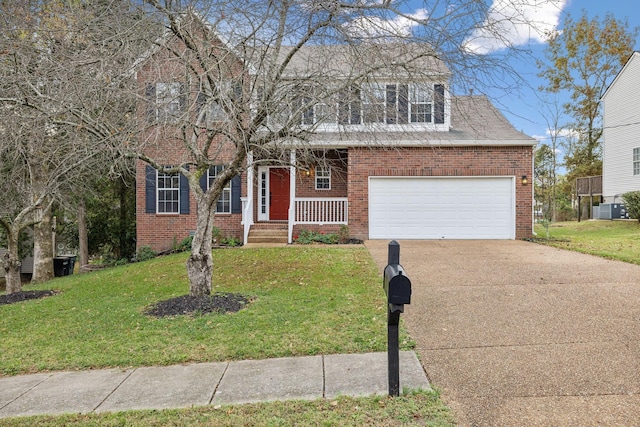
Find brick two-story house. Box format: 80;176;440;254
135;33;535;252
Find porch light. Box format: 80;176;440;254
305;166;314;177
521;175;528;186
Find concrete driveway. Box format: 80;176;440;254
365;240;640;426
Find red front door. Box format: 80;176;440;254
269;168;290;220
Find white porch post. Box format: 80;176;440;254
242;151;254;244
288;150;296;244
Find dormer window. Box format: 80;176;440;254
362;83;408;124
268;81;446;128
362;83;386;124
355;82;445;126
409;84;432;123
338;85;361;125
340;83;445;125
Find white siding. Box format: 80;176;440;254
602;52;640;202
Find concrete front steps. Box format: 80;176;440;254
246;224;288;244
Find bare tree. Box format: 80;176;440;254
536;98;567;224
135;0;539;296
0;1;153;293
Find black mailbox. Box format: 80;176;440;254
383;241;412;397
383;263;411;305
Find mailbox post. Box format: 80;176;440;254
383;240;411;396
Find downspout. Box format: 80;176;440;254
531;148;537;236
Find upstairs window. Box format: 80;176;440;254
362;83;386;124
409;84;432;123
268;82;445;127
338;85;361;125
634;147;640;175
146;82;186;124
315;97;335;124
362;83;409;124
208;165;232;213
357;82;444;126
385;84;409;124
291;93;315;126
196;92;225;124
196;82;243;125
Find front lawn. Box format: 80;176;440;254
0;247;408;376
0;247;456;426
534;220;640;264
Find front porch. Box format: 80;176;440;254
241;150;349;244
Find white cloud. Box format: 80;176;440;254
552;126;578;139
463;0;568;54
344;9;428;40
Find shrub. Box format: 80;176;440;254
220;236;241;247
338;225;350;243
294;230;339;244
622;191;640;222
211;227;223;244
176;236;193;252
135;245;157;262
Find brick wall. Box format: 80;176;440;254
295;150;348;198
347;146;533;240
138;145;533;250
135;160;244;252
135;37;248;252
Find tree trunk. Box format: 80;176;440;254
118;179;127;260
186;197;214;297
3;231;22;294
32;205;54;282
77;198;89;271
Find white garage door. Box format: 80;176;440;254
369;177;515;239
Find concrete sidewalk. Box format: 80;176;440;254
0;351;430;419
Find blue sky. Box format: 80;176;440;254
495;0;639;143
457;0;639;144
231;1;637;146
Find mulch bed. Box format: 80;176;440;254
0;290;59;306
144;292;252;318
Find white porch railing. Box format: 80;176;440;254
294;198;348;224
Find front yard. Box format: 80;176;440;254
0;247;408;376
0;246;457;426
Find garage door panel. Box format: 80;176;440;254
369;177;515;239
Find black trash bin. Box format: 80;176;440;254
53;257;69;277
66;256;76;275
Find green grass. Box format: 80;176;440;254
534;220;640;264
0;389;455;427
0;246;454;426
0;247;411;376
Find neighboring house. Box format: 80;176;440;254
0;247;34;279
602;51;640;204
135;37;535;252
